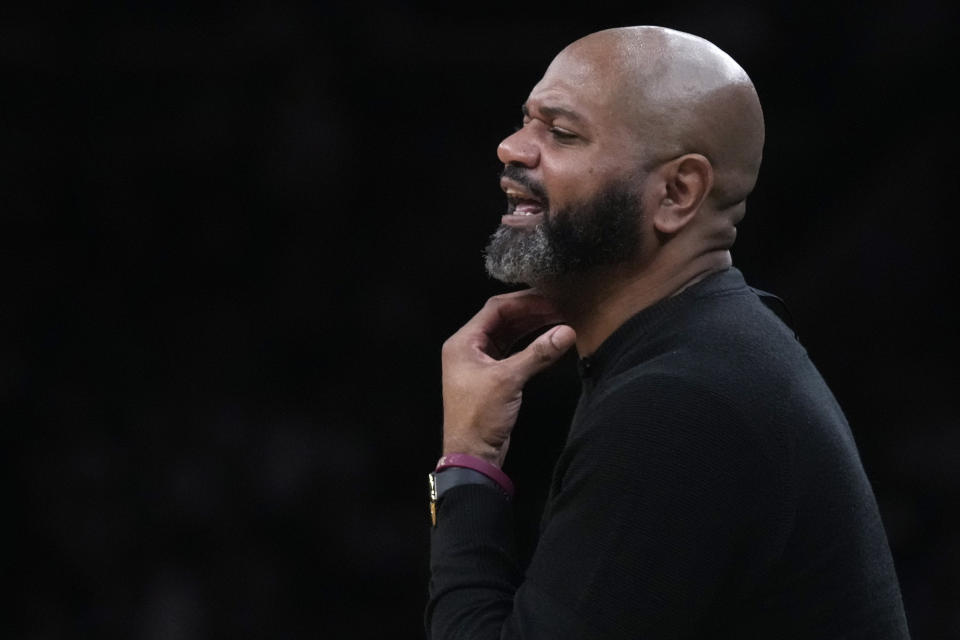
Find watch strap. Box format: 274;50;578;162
435;453;515;497
428;467;506;526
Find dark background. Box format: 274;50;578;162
5;2;957;638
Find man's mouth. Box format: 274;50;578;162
501;179;547;228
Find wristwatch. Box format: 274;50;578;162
427;467;502;526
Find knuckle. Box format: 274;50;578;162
532;339;554;362
488;365;508;383
490;365;518;387
441;336;460;359
484;294;508;309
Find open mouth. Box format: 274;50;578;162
501;181;547;228
508;193;545;216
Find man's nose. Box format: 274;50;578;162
497;128;539;167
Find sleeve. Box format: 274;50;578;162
426;376;789;639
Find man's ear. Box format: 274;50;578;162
651;153;714;235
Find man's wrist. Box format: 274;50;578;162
435;453;515;497
428;462;512;527
440;433;504;467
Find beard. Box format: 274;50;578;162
484;172;643;287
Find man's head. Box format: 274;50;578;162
484;26;765;288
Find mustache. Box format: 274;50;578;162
500;165;549;204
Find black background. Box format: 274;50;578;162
6;2;957;638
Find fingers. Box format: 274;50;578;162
465;290;566;352
508;324;577;379
440;297;576;468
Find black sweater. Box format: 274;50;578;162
427;268;909;639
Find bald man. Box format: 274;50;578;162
426;27;909;639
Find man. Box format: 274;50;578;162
426;26;909;639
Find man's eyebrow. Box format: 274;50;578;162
521;103;586;125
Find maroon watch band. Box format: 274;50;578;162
435;453;515;497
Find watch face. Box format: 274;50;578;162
428;473;439;526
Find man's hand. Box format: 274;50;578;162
441;290;577;468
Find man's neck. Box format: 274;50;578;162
543;250;732;357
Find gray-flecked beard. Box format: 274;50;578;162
484;179;643;287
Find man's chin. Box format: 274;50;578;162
484;232;558;286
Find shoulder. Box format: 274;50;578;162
569;368;793;496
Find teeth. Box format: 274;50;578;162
506;189;540;203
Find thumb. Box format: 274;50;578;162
511;324;577;379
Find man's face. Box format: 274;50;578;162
484;49;647;286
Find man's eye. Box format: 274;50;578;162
550;127;577;140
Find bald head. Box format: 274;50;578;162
547;26;765;214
